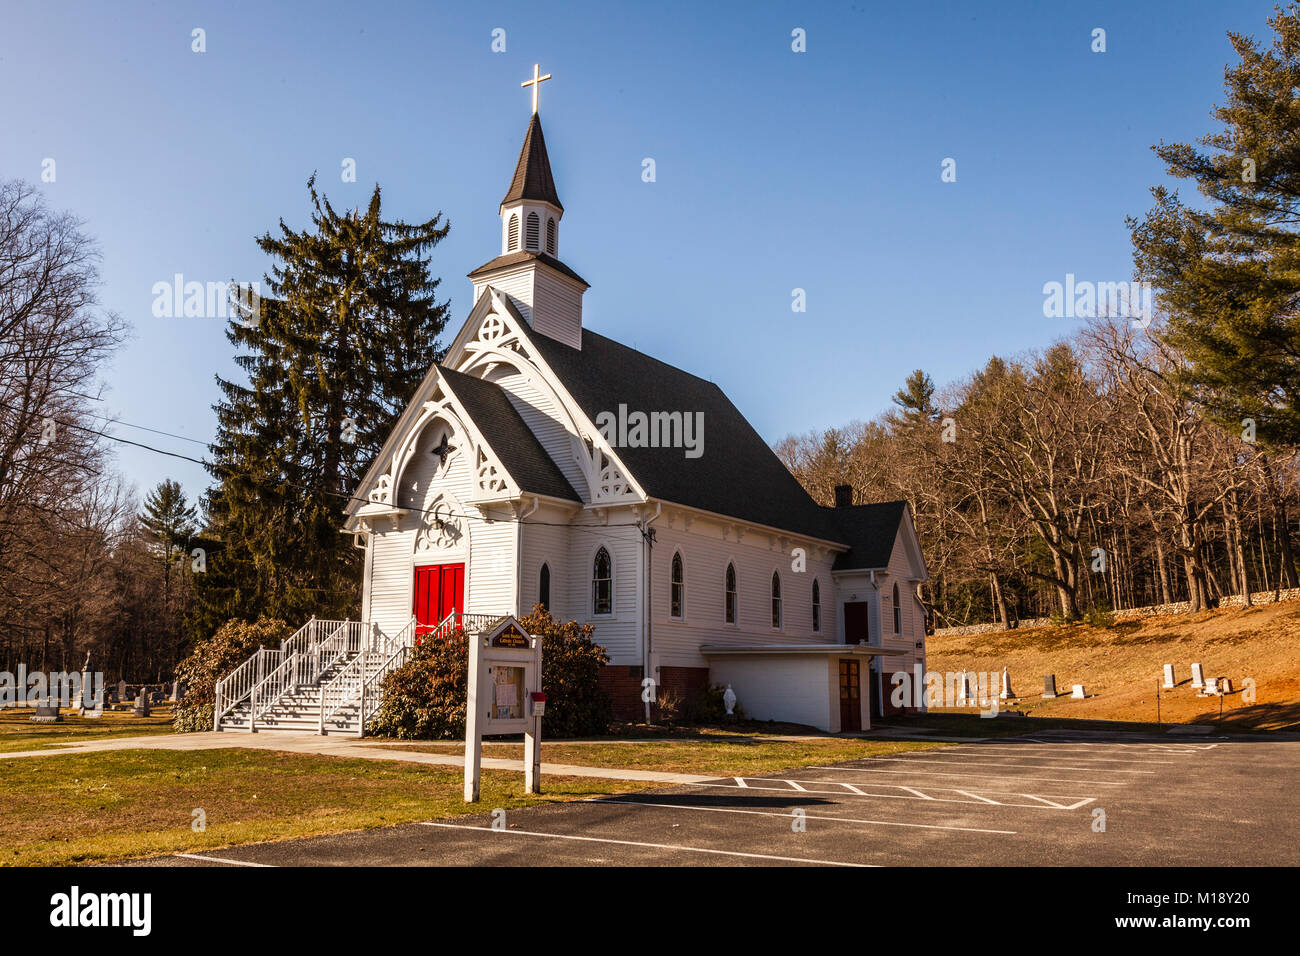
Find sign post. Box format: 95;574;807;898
464;616;544;803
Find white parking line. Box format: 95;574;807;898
699;779;1097;811
805;765;1129;786
902;749;1174;766
418;821;872;866
600;799;1019;835
843;755;1156;773
173;853;274;867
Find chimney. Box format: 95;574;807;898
834;484;853;508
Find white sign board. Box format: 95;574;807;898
464;617;544;802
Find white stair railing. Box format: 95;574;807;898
214;648;282;729
319;618;416;734
251;652;301;726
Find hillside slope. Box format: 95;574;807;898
926;600;1300;730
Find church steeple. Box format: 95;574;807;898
501;113;563;214
498;113;565;257
470;64;588;350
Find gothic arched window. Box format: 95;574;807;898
670;552;684;619
507;213;519;251
546;217;556;255
539;562;550;611
725;563;737;624
812;578;821;632
593;547;612;615
525;212;540;250
771;572;782;629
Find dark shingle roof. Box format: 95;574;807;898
518;325;843;541
827;501;908;571
501;113;562;211
438;366;580;502
468;250;588;288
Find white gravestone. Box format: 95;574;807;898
1071;684;1086;699
1220;677;1233;694
1190;662;1205;689
1163;664;1176;689
1000;667;1014;700
1203;676;1219;695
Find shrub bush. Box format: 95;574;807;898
369;605;612;739
172;618;292;732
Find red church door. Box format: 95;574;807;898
413;563;465;637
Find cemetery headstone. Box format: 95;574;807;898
80;687;104;719
958;672;974;705
1190;662;1205;689
1220;677;1233;694
133;692;151;717
1042;674;1058;699
1162;664;1176;689
117;679;127;701
1203;677;1219;696
1071;684;1086;699
1000;667;1014;700
31;702;62;723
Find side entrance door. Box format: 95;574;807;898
844;601;870;644
413;563;465;637
839;659;862;732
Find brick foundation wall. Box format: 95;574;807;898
597;664;712;722
598;665;644;722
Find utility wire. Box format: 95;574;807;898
1;399;643;533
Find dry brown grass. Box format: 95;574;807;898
927;600;1300;730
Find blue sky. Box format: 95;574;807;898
0;0;1281;508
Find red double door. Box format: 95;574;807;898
413;563;464;637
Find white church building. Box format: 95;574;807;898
342;87;930;733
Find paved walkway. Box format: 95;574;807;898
0;731;715;784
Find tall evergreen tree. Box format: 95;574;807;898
194;177;451;634
1130;6;1300;447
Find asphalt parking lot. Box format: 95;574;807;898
133;730;1300;867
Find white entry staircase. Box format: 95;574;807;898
213;612;504;736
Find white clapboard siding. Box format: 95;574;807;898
649;521;838;670
565;515;641;664
878;528;923;674
485;366;590;501
473;270;533;324
521;508;572;620
531;268;583;349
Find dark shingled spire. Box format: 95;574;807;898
501;113;563;212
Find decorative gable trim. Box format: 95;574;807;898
446;288;645;507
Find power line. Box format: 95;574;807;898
0;399;643;534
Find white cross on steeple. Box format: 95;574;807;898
521;63;552;114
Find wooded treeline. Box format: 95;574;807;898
779;7;1300;629
776;319;1300;629
0;180;197;680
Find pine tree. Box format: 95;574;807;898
193;177;451;634
140;479;198;667
1130;7;1300;446
891;369;938;427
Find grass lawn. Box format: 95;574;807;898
0;706;176;752
0;747;644;866
372;734;948;775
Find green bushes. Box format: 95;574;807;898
172;618;291;732
369;606;612;740
367;627;470;740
